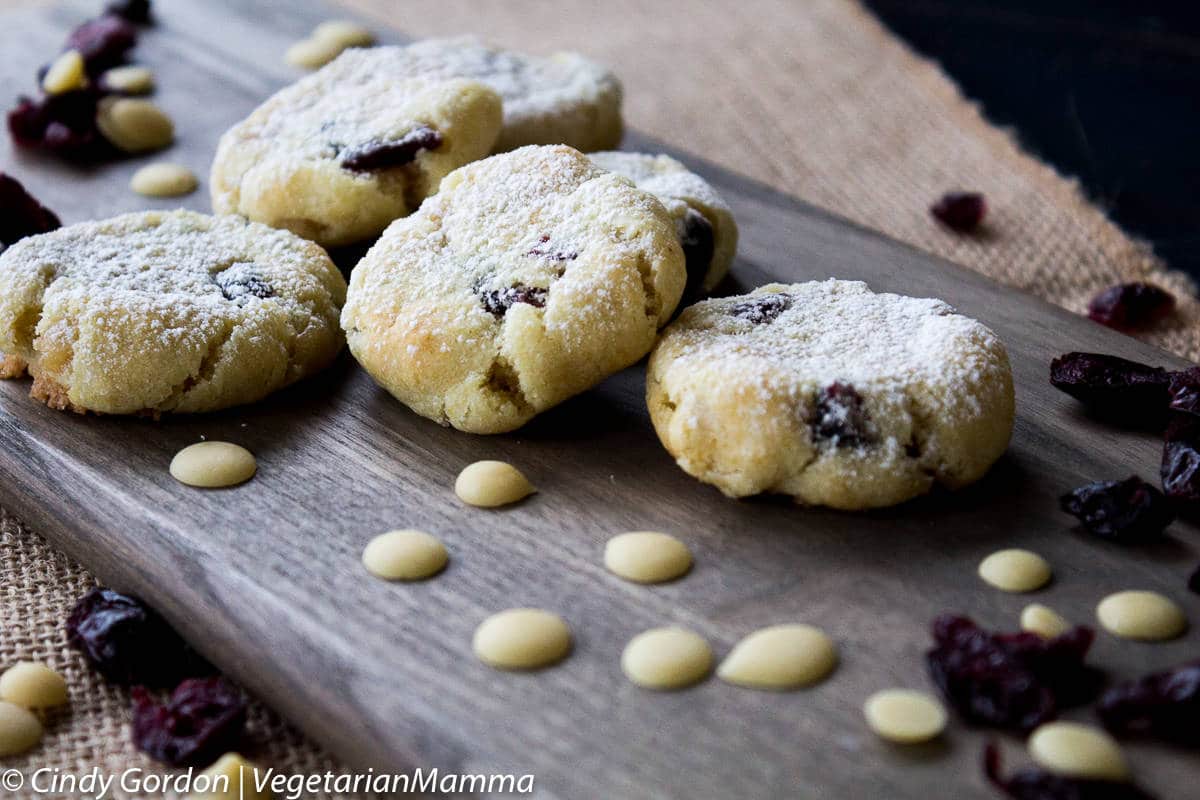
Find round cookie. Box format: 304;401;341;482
386;37;623;153
0;210;346;415
646;280;1014;509
590;151;736;296
342;145;686;434
211;49;503;247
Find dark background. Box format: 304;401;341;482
864;0;1200;280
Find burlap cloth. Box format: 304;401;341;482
3;0;1195;797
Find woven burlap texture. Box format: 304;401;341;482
2;1;1193;798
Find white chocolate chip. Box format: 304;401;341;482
0;662;68;709
454;460;535;507
863;689;947;743
473;609;571;670
978;548;1052;593
285;36;346;70
1027;722;1130;781
1096;590;1187;641
170;442;257;488
604;531;692;583
313;19;376;49
0;700;42;756
130;162;199;197
42;49;87;95
621;627;712;690
96;97;174;154
101;65;155;95
186;752;271;800
1021;603;1071;639
362;529;447;581
717;623;837;690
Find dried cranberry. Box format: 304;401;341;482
678;208;715;299
526;234;578;262
1097;660;1200;747
730;293;792;324
1167;367;1200;416
984;743;1157;800
926;614;1102;731
1161;413;1200;502
131;677;246;767
931;191;986;232
7;89;116;162
106;0;152;24
0;172;61;251
807;382;872;447
341;125;443;171
66;14;138;75
215;267;274;302
66;588;212;687
1087;283;1175;331
479;284;547;317
1059;476;1174;543
1049;352;1170;424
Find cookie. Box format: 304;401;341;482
646;280;1014;509
342;145;685;434
590;151;736;296
389;37;623;153
0;210;346;415
211;50;503;247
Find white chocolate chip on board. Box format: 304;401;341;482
604;531;692;583
717;624;838;690
473;609;572;670
455;461;535;508
96;97;174;153
621;627;713;690
130;162;198;197
170;442;257;488
1027;722;1130;782
1096;590;1187;641
863;689;947;744
978;548;1052;593
362;530;448;581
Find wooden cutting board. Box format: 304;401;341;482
2;1;1197;797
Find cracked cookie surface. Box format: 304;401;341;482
646;280;1014;509
589;151;736;296
211;48;503;248
341;145;685;434
0;210;347;415
387;37;623;154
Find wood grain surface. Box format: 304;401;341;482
1;1;1198;798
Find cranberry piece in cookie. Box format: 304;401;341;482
729;293;792;324
808;382;872;447
478;283;548;317
340;125;444;171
